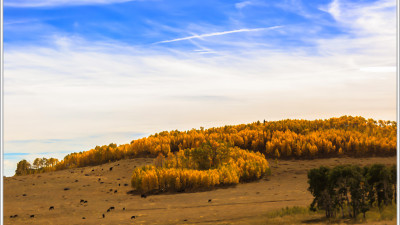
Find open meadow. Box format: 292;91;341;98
3;156;396;225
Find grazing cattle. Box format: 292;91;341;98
124;183;128;186
208;199;212;202
30;215;35;218
109;167;113;171
49;206;54;210
102;214;105;218
131;216;136;219
109;189;113;192
84;200;88;204
114;190;117;193
22;194;27;196
82;217;86;219
98;178;101;181
75;180;79;182
110;206;115;210
91;169;94;172
107;209;110;212
80;199;85;203
123;207;125;211
64;188;70;191
141;194;147;198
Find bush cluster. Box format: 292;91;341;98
308;164;396;219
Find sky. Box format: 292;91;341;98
3;0;397;176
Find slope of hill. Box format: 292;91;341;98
3;156;396;225
15;116;397;176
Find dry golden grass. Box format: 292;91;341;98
3;156;396;224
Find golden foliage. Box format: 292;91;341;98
19;116;396;175
131;145;270;193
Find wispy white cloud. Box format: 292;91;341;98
320;0;395;35
4;0;136;7
359;66;396;73
235;1;253;9
155;26;283;44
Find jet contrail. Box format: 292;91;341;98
155;26;283;44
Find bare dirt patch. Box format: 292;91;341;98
3;157;396;224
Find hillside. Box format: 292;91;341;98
3;156;396;224
15;116;397;176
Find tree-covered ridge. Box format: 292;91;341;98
15;116;396;175
131;142;270;193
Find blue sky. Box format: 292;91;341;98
3;0;397;176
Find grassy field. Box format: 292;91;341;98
3;156;396;224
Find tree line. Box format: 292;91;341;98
15;158;59;175
308;164;396;219
15;116;396;175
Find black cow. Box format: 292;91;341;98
102;214;105;218
110;206;115;210
114;190;118;193
131;216;136;219
107;209;110;212
141;194;147;198
123;207;125;211
49;206;54;210
208;199;212;203
109;167;113;171
30;215;35;218
80;199;85;203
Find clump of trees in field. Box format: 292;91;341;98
16;116;396;175
15;158;59;175
308;164;396;219
131;142;270;193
